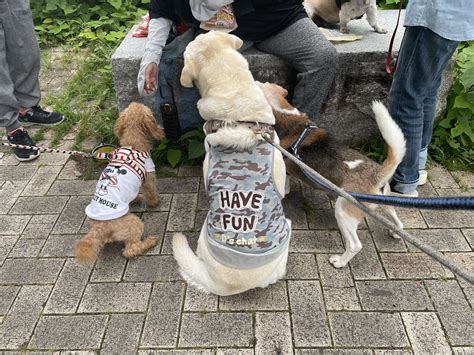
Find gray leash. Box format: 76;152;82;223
1;141;94;158
259;132;474;285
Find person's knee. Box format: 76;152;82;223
304;44;338;74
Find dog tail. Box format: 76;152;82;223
371;101;406;187
74;224;105;264
172;233;217;294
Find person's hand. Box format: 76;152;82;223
144;63;158;94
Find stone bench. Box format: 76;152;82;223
111;10;453;144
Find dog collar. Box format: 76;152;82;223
203;120;275;139
106;147;150;181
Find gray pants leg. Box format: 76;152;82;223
0;0;41;132
256;17;337;119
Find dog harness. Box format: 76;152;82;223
85;147;155;221
205;140;291;269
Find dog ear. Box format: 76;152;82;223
114;111;127;139
224;32;243;50
180;53;196;88
144;114;166;141
276;84;288;98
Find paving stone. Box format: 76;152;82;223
367;216;407;252
21;165;62;196
0;285;19;315
215;349;254;355
349;231;386;280
255;312;292;354
0;215;30;235
194;210;208;230
197;179;210;210
8;238;46;257
357;280;433;311
0;285;52;349
290;230;344;253
90;243;128;282
330;312;409;347
323;287;361;311
28;315;107;350
51;196;89;234
0;235;18;265
156;177;200;193
166;193;197;232
129;193;172;212
179;312;253;348
21;221;55;239
307;209;339;230
380;253;447;279
219;281;288;311
421;209;474;228
142;211;169;239
285;253;318;280
47;180;97;195
101;313;144;354
0;165;37;180
78;282;151;313
316;254;354;287
141;282;185;347
178;164;203;177
57;159;83;180
453;348;474;355
0;153;20;166
401;312;451;354
28;152;70;166
282;189;308;229
0;258;64;284
10;196;69;215
28;214;59;224
44;259;93;314
405;229;471;252
140;350;213;354
462;229;474;249
428;164;459;188
0;180;27;214
184;286;218;311
427;273;474;345
436;188;473;197
373;350;413;355
451;171;474;188
124;255;181;281
297;350;373;355
39;234;80;257
394;209;427;229
161;231;199;255
288;281;331;347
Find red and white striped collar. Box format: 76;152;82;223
100;147;150;181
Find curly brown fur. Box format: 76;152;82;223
75;103;164;263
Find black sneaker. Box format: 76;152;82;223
18;106;64;126
7;127;40;162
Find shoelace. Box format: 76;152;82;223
29;106;50;118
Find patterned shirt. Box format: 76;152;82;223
205;140;290;269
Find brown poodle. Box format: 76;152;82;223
75;103;166;263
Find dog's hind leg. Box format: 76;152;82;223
142;172;160;207
74;222;107;263
329;198;362;268
381;205;404;239
118;214;158;258
366;3;387;33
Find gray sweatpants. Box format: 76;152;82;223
243;17;337;119
0;0;41;132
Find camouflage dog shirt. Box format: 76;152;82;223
205;140;291;269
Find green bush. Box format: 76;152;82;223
431;42;474;170
31;0;149;46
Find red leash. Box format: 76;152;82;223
386;0;405;75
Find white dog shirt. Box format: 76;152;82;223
205;140;290;269
86;147;154;221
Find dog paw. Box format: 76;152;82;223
340;27;350;34
374;26;387;34
147;236;159;247
389;230;402;239
145;195;160;208
329;254;348;268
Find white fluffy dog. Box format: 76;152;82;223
172;31;292;296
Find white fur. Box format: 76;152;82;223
344;159;364;169
173;32;291;296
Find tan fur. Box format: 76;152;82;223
257;81;405;268
172;32;291;296
74;103;164;263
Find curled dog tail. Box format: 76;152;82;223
74;224;106;263
172;233;217;294
371;101;406;188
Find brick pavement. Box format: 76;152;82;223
0;148;473;354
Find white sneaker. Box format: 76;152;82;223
390;189;419;198
418;170;428;186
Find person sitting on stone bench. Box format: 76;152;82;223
137;0;338;135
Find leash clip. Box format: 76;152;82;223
289;123;317;159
